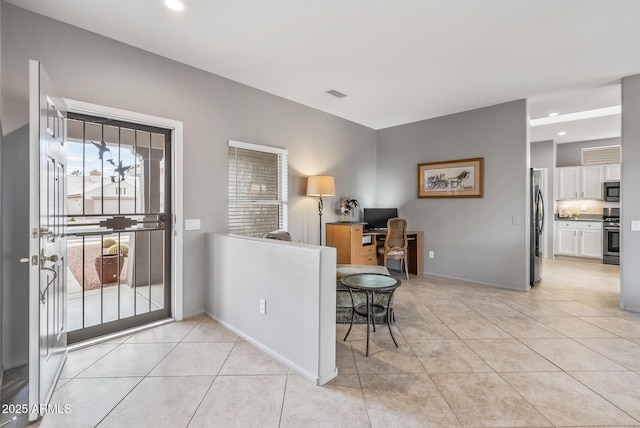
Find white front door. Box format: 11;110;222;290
28;60;68;421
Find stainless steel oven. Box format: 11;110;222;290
603;208;619;265
603;181;620;202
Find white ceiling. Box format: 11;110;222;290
529;85;621;144
7;0;640;135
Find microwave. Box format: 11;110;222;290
603;181;620;202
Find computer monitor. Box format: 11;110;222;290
363;208;398;230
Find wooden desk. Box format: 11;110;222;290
326;222;423;275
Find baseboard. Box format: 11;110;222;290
182;309;205;320
422;271;529;292
205;311;337;386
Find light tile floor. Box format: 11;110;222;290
14;258;640;427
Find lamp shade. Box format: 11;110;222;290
306;175;335;196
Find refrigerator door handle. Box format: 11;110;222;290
538;189;545;234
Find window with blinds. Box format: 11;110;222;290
228;141;288;237
582;145;621;165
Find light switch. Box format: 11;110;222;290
185;219;201;231
632;221;640;232
512;216;520;225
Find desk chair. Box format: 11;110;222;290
377;218;409;279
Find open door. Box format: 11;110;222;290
27;60;68;421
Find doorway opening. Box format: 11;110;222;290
529;84;622;295
64;112;172;343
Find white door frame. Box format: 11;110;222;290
62;99;184;321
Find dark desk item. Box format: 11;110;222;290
341;273;401;356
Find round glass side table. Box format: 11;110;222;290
340;273;401;356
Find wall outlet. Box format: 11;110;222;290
428;251;435;259
185;219;201;230
259;299;266;314
632;221;640;232
581;203;588;212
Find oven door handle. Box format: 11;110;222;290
604;227;620;231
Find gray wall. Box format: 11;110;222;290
1;4;376;365
1;125;28;369
556;137;621;167
0;0;4;381
531;140;555;258
621;74;640;312
376;100;530;290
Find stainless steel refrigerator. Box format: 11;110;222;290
530;169;545;285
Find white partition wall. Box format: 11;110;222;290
205;233;337;385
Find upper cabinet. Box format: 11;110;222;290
556;164;619;200
604;163;621;181
556;167;580;199
581;165;603;199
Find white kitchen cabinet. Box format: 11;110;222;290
556;167;580;199
604;163;621;181
556;166;604;200
580;229;603;258
555;221;602;258
581;165;604;199
557;227;579;256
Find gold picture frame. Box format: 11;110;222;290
418;157;484;198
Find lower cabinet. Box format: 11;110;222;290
556;221;602;258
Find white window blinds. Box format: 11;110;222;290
582;145;621;165
228;140;288;237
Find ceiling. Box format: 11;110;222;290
6;0;640;137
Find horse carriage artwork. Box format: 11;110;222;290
426;170;471;190
418;157;484;198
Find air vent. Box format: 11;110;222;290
325;89;347;99
582;145;621;165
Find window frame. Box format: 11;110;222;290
228;140;288;237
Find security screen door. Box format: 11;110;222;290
64;111;172;343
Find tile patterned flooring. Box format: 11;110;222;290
14;258;640;427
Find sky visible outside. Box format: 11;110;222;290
67;140;139;177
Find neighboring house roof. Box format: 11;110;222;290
67;176;136;198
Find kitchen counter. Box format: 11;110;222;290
554;214;602;222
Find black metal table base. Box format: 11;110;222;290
343;289;398;356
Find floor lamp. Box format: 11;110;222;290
306;175;335;245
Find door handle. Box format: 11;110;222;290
40;249;58;266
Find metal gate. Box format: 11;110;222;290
65;113;172;343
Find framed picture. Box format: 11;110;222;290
418;157;484;198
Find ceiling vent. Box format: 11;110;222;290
325;89;347;99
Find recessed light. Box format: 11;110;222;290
165;0;184;11
548;112;559;117
557;131;567;136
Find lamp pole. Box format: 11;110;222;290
318;195;324;245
